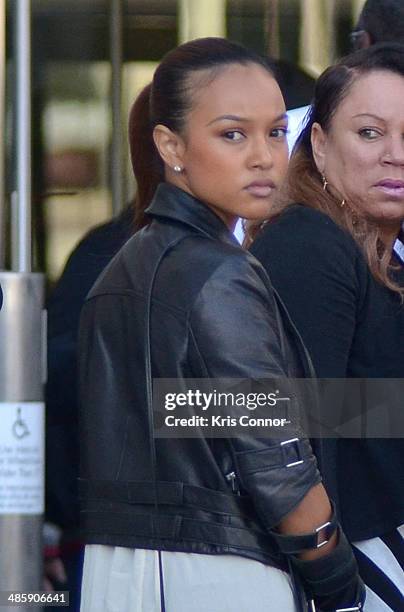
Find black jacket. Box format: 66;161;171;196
78;183;320;568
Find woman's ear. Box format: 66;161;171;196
153;124;185;171
311;122;327;174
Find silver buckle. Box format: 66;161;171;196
309;602;361;612
280;437;304;468
315;520;332;548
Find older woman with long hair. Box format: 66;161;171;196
250;43;404;612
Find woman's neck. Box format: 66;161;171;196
379;224;402;252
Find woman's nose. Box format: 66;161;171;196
382;135;404;166
248;137;274;169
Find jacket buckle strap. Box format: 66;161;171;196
269;502;338;555
308;601;362;611
280;438;304;468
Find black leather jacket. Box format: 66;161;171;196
78;183;321;569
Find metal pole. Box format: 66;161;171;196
0;0;6;269
0;3;45;609
16;0;31;273
110;0;124;216
0;273;45;608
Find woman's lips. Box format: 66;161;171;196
245;181;275;198
375;179;404;198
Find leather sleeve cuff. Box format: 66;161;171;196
270;502;338;554
234;437;321;528
289;531;366;611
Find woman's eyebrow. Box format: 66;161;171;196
352;113;386;122
207;114;249;126
207;112;288;126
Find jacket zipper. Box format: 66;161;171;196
225;471;240;495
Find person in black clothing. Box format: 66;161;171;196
78;38;364;611
46;204;134;528
46;205;134;524
351;0;404;50
250;44;404;611
273;59;315;110
44;206;133;609
44;63;314;602
44;66;313;612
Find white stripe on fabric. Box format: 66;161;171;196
363;586;395;612
353;533;404;596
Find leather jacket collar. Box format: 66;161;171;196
145;182;239;247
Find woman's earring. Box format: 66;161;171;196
173;165;182;173
322;174;328;191
340;199;346;208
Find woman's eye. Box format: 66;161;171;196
270;127;288;139
358;128;381;140
223;130;244;141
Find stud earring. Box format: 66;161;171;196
340;199;346;208
322;174;328;191
173;165;182;173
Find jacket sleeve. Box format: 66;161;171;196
187;250;321;529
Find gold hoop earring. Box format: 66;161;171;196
322;175;328;191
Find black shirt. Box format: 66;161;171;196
250;204;404;541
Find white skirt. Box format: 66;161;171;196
80;545;297;612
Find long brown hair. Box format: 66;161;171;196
128;37;276;230
248;43;404;296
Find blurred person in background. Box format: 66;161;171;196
250;43;404;612
44;205;134;609
351;0;404;50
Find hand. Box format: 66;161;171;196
43;522;67;591
43;557;67;592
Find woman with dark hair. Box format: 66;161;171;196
76;39;362;612
78;38;363;611
251;43;404;611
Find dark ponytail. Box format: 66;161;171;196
129;84;164;230
129;37;276;229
